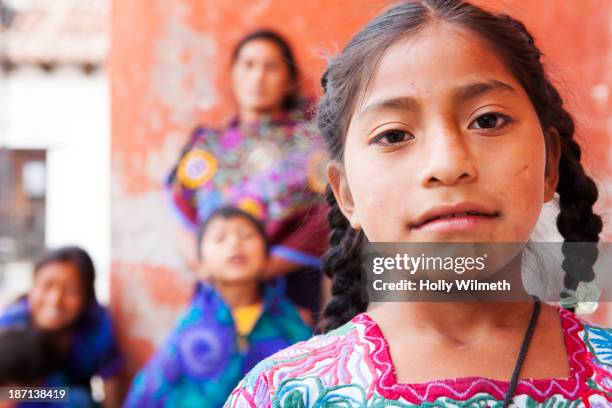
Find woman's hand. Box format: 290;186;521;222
262;256;303;280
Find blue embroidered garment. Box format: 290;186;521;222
124;281;312;408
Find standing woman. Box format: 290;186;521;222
167;30;328;321
0;246;123;407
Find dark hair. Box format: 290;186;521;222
0;327;59;385
34;246;97;306
196;206;270;260
231;29;301;111
317;0;602;332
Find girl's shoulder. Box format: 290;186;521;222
78;301;116;331
0;296;30;328
224;314;377;408
569;308;612;368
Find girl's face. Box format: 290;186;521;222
199;216;267;284
29;262;86;331
231;39;292;117
329;23;559;243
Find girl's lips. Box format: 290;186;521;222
412;213;499;232
410;202;499;230
227;255;247;265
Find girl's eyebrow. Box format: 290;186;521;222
356;80;517;123
357;96;419;122
454;80;517;102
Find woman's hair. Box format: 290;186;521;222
231;29;301;111
317;0;602;332
34;246;97;306
196;206;270;260
0;327;59;385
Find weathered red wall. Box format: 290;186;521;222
109;0;611;389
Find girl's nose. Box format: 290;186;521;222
252;65;265;82
420;125;477;188
45;288;63;307
226;234;242;248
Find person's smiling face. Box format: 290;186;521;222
29;262;86;331
328;23;559;243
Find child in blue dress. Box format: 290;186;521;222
125;207;312;407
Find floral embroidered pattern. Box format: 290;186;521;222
177;149;218;189
224;307;612;407
168;115;327;227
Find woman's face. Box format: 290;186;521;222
329;23;559;243
231;39;292;117
199;216;267;284
29;262;86;331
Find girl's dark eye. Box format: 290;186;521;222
469;113;511;130
370;130;414;146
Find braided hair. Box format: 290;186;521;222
317;0;602;332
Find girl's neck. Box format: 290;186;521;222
369;301;533;342
213;280;262;309
368;248;534;339
239;107;284;124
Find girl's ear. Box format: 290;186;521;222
327;161;361;229
544;127;561;202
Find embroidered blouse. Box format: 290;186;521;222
224;307;612;407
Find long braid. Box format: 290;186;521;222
501;14;603;309
317;187;367;333
556;135;602;303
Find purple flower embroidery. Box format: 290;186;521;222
177;324;233;380
221;128;242;150
159;352;181;384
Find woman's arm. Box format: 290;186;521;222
103;376;123;408
262;256;302;279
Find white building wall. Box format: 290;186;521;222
0;66;110;303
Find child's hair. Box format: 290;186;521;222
317;0;603;332
231;29;301;112
0;327;59;385
34;246;97;306
196;206;270;261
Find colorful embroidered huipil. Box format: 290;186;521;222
225;307;612;407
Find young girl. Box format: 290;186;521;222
224;1;611;407
0;246;123;407
125;207;312;407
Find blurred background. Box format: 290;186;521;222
0;0;109;305
1;0;611;396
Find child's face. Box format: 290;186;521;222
199;216;267;283
29;262;86;331
329;23;559;243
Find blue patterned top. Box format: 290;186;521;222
124;281;312;408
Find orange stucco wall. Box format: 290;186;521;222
109;0;611;388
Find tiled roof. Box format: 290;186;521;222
1;0;108;68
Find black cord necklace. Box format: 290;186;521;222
502;300;541;408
